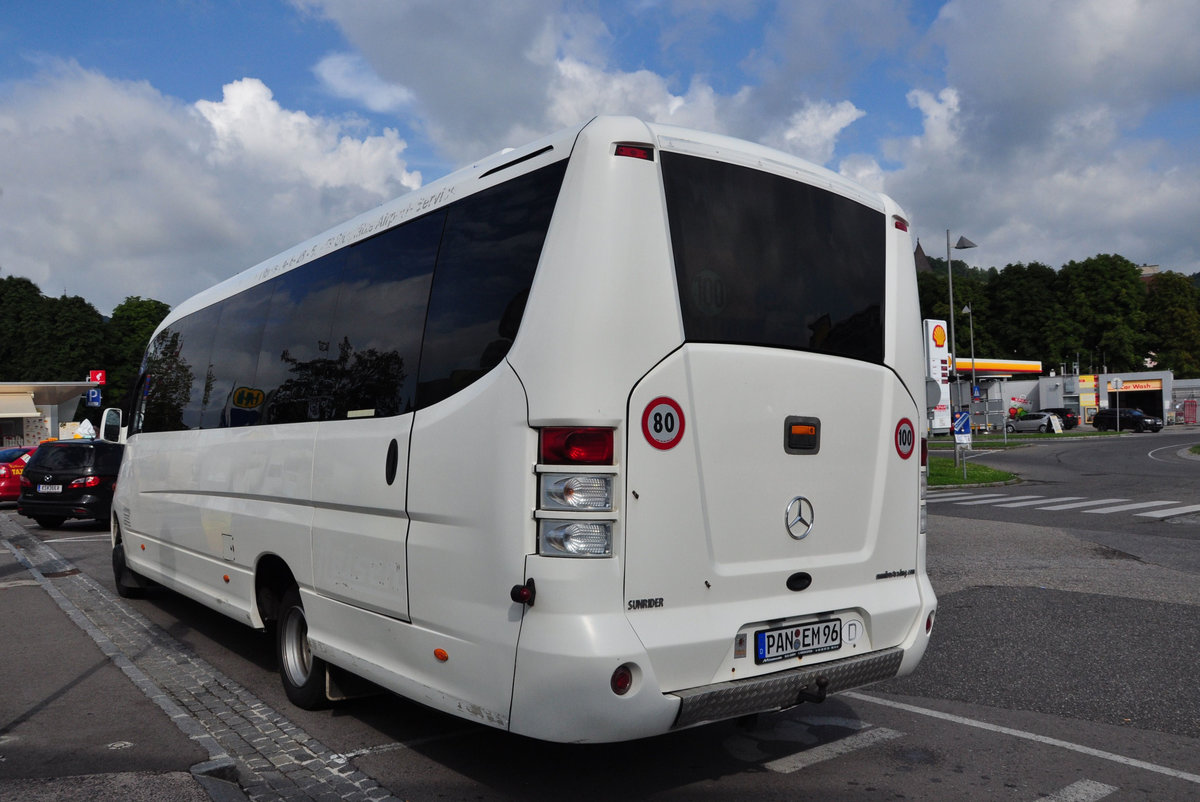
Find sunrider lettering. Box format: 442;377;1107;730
627;597;664;611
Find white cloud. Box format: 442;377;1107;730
313;52;414;114
763;100;866;166
0;63;420;314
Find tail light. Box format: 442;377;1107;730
918;437;929;535
536;428;617;558
0;466;9;478
70;476;103;489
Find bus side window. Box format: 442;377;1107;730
254;254;342;425
327;211;443;419
201;282;273;429
415;162;566;409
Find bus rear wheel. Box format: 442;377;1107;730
277;586;328;709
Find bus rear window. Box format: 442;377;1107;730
662;151;885;364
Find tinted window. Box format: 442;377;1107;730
29;445;94;471
201;282;272;428
417;162;566;407
662;152;885;363
327;211;442;418
255;254;342;425
136;307;218;434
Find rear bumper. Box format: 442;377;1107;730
670;647;903;729
17;496;111;521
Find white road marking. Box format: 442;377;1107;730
1082;501;1179;514
763;726;904;773
847;692;1200;785
1035;498;1129;511
1041;779;1119;801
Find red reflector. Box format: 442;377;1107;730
893;215;909;232
540;428;614;465
615;143;654;161
920;437;928;467
611;664;633;695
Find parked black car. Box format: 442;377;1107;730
1039;407;1079;430
17;439;124;528
1091;408;1163;432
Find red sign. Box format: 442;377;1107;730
89;370;106;385
894;418;916;460
642;397;685;450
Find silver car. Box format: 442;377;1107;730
1006;412;1061;433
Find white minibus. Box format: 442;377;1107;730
108;115;936;743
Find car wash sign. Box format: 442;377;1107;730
924;320;951;433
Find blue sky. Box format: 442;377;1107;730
2;0;1198;314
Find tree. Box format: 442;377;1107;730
984;262;1073;367
104;296;172;413
1057;254;1146;372
1144;271;1200;378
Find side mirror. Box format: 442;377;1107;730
101;407;123;442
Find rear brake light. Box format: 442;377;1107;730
893;215;909;231
615;143;654;161
70;476;102;489
540;428;614;465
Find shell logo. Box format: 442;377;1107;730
931;324;947;348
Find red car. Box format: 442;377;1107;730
0;446;35;501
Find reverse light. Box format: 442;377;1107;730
540;474;613;511
539;520;612;557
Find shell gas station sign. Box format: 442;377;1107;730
924;319;951;433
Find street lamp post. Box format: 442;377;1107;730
946;231;977;465
964;303;977;429
945;231;977;413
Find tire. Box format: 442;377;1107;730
35;516;66;529
111;533;147;599
1038;424;1047;433
277;586;328;709
1006;424;1015;433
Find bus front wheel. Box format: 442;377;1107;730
277;586;328;709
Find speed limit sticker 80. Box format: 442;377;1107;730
642;397;685;450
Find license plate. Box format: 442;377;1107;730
755;619;842;664
37;484;62;493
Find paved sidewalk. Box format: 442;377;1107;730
0;513;397;801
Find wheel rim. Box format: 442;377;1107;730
281;604;312;686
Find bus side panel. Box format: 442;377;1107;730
394;365;533;727
509;116;685;427
117;425;317;626
310;415;412;622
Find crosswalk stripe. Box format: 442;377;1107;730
1036;498;1129;511
1083;501;1179;514
955;492;1041;504
962;494;1043;505
995;496;1082;507
925;492;978;503
1137;503;1200;518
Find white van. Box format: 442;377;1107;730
109;116;936;743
